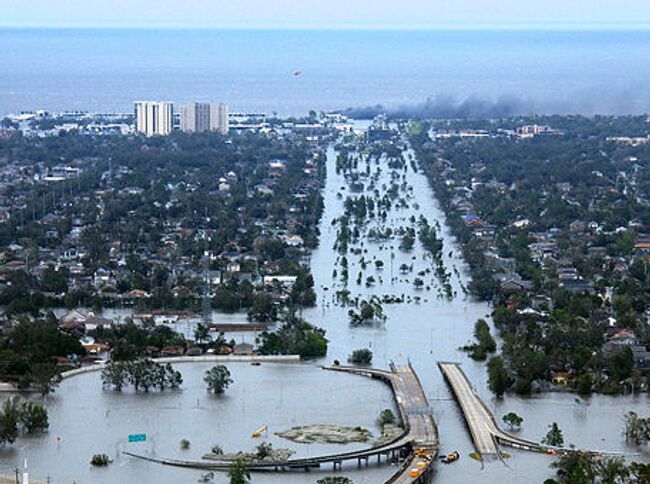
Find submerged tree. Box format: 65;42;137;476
502;412;523;430
348;298;386;326
204;365;233;394
317;478;354;484
19;401;49;433
227;457;251;484
0;397;49;446
623;411;650;446
348;348;373;365
487;356;509;397
101;359;182;392
0;397;20;445
542;422;564;447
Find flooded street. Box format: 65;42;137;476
2;129;649;483
300;138;650;483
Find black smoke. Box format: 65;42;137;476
338;94;531;120
337;87;649;119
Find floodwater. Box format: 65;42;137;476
0;363;396;483
2;130;649;483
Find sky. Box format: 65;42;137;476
2;0;650;29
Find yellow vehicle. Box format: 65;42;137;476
441;451;460;463
252;425;267;438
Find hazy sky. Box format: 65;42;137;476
3;0;650;29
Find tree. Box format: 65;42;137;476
164;363;183;389
255;442;273;459
0;396;20;445
606;347;634;382
348;299;385;326
400;234;415;251
204;365;233;394
542;422;564;447
502;412;523;430
101;360;129;391
348;348;373;365
487;356;509;397
317;478;354;484
629;462;650;482
551;452;596;484
290;268;316;307
596;457;630;484
194;323;210;345
18;401;49;433
576;373;593;396
377;409;396;426
247;292;278;322
257;314;328;358
227;457;251;484
90;454;111;466
31;362;62;396
102;359;182;392
463;319;497;360
623;411;650;446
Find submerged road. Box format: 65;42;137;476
126;363;438;483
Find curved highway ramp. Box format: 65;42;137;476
125;363;438;483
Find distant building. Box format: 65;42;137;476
134;101;174;136
179;102;229;134
210;102;229;134
180;102;210;133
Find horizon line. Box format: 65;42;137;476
2;21;650;31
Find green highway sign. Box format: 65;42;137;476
128;433;147;443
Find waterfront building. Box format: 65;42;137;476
134;101;174;136
209;102;229;134
180;102;210;133
179;102;229;134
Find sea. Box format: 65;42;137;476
1;28;650;116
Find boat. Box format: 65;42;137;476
440;451;460;463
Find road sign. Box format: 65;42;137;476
128;433;147;443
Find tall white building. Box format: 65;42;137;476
209;103;229;134
134;101;174;136
179;102;229;134
180;102;210;133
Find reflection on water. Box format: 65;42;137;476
2;138;649;483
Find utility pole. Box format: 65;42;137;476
202;250;211;326
108;156;112;189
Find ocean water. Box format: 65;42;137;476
1;28;650;116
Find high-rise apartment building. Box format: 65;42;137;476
180;102;210;133
134;101;174;136
179;102;229;134
209;103;229;134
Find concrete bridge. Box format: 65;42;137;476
438;362;562;459
125;363;438;483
